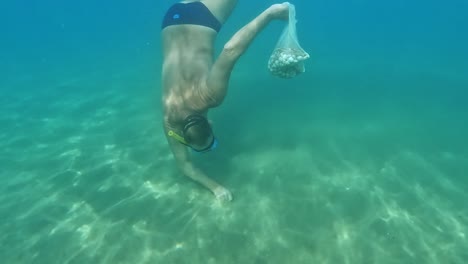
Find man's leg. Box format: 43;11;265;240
201;0;238;24
205;3;289;104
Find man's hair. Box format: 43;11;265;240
183;115;212;147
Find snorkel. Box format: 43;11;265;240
167;114;218;153
168;130;188;145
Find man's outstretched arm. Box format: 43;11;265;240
164;128;233;201
204;3;289;105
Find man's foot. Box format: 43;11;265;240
213;186;233;202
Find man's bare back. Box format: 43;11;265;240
161;0;289;201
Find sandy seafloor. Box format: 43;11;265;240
1;58;467;264
1;1;468;264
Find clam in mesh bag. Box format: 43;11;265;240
268;3;309;79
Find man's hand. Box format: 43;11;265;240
213;186;233;202
268;2;290;21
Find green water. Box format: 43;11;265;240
1;1;468;263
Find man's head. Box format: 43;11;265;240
183;115;217;152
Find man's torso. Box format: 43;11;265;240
162;25;216;130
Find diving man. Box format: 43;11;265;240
161;0;289;201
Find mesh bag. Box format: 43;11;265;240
268;3;309;79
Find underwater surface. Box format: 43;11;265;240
1;0;467;263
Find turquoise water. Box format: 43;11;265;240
1;1;468;263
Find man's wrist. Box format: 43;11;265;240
264;6;275;20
